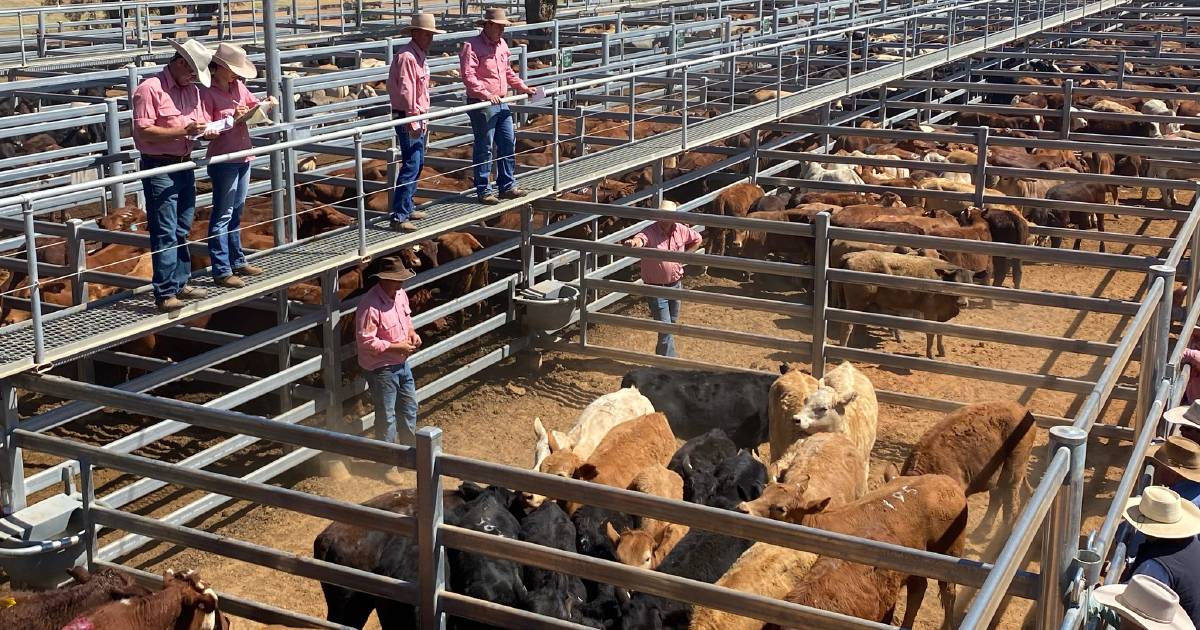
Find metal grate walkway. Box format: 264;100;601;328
0;0;1125;379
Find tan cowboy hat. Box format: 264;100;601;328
661;200;680;211
168;38;213;88
475;7;513;26
1094;575;1196;630
1151;436;1200;483
1124;485;1200;539
211;42;257;80
401;13;446;35
373;256;415;282
1163;401;1200;430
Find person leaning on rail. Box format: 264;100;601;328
621;201;703;358
458;8;537;205
1117;485;1200;626
386;13;444;232
200;42;276;289
132;38;218;313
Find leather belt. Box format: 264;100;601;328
141;154;189;163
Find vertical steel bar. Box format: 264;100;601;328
552;95;561;191
18;12;26;66
264;0;286;244
1037;427;1087;630
21;201;46;367
0;381;25;516
729;52;738;112
65;218;91;390
521;205;534;289
386;147;401;216
416;428;446;629
354;132;368;259
577;255;588;349
811;212;830;379
653;158;665;207
974;127;989;207
36;11;46;58
1059;79;1074;140
80;459;96;566
628;74;636;142
749;126;760;183
1116;50;1127;89
320;268;343;433
776;45;783;119
104;99;126;208
681;66;689;150
1190;222;1200;310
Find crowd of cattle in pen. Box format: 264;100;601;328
0;362;1037;629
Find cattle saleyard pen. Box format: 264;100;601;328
1;0;1200;628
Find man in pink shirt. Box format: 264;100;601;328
132;38;213;312
459;8;537;204
387;14;444;232
356;257;422;482
623;201;702;357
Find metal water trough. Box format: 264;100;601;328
516;279;580;333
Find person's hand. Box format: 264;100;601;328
525;86;538;96
623;238;641;248
202;129;220;140
410;331;422;348
391;339;417;353
488;94;502;105
234;104;250;118
184;121;204;137
408;126;423;140
264;95;278;109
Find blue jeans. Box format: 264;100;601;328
366;362;418;446
207;162;251;279
142;157;197;301
391;128;426;221
466;102;516;197
645;281;681;357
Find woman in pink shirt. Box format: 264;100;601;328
623;201;702;357
201;43;274;288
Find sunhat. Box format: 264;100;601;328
1151;436;1200;483
373;257;416;282
211;42;257;80
661;200;680;211
1093;575;1196;630
402;13;446;35
1163;401;1200;430
476;7;513;26
168;39;213;87
1123;485;1200;539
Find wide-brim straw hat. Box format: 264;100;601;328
476;7;513;26
373;256;416;282
1163;401;1200;430
212;42;257;80
402;13;446;34
1150;436;1200;483
169;39;213;88
1124;485;1200;539
1094;575;1196;630
661;200;679;211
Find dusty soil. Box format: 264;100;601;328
3;199;1165;630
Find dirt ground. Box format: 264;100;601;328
5;199;1168;630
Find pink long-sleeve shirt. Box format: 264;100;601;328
629;222;702;286
356;284;415;371
388;41;431;134
458;32;529;101
201;79;260;161
1183;348;1200;404
132;68;208;157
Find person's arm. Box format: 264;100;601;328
683;226;703;252
503;44;533;95
623;230;650;247
1183;347;1200;368
397;55;425;136
356;307;393;354
459;42;489;101
133;86;198;141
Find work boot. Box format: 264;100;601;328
389;219;418;232
500;188;527;199
176;285;208;300
479;193;500;205
215;275;245;288
234;264;264;276
156;296;184;312
409;210;429;220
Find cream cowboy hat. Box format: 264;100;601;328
401;13;446;35
168;38;213;88
1094;575;1196;630
475;7;513;26
661;200;679;211
211;42;257;80
1163;401;1200;430
1124;485;1200;539
1151;436;1200;483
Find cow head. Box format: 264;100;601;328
736;476;832;522
934;264;975;309
792;384;856;436
607;524;656;570
525;429;583;509
163;569;220;630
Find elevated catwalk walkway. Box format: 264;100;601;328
0;0;1125;379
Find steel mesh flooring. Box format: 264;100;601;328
0;0;1121;378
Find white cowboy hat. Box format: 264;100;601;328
1124;485;1200;539
1094;575;1196;630
1150;436;1200;484
168;38;213;88
1163;401;1200;430
211;42;257;80
401;13;446;34
475;7;513;26
661;200;679;211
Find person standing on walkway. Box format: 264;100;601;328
201;42;275;288
132;39;213;313
356;258;422;484
622;201;702;357
459;8;537;205
387;14;444;231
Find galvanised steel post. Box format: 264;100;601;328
729;52;738;112
320;268;343;432
386;148;401;215
775;45;783;119
1116;50;1126;89
577;254;589;349
415;427;445;630
36;11;46;58
601;33;611;99
264;0;288;245
552;94;561;191
1151;265;1176;433
1060;79;1074;140
66;218;93;385
120;4;128;51
974;126;989;207
0;381;26;516
1037;426;1087;630
627;74;636;142
80;458;96;565
21;200;46;367
521;204;534;290
948;9;956;63
1136;267;1174;435
681;66;690;150
653;158;665;208
354;132;368;259
749;126;760;183
104;98;125;209
1189;220;1200;310
811;212;830;379
126;65;139;117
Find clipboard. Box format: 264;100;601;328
235;102;272;126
